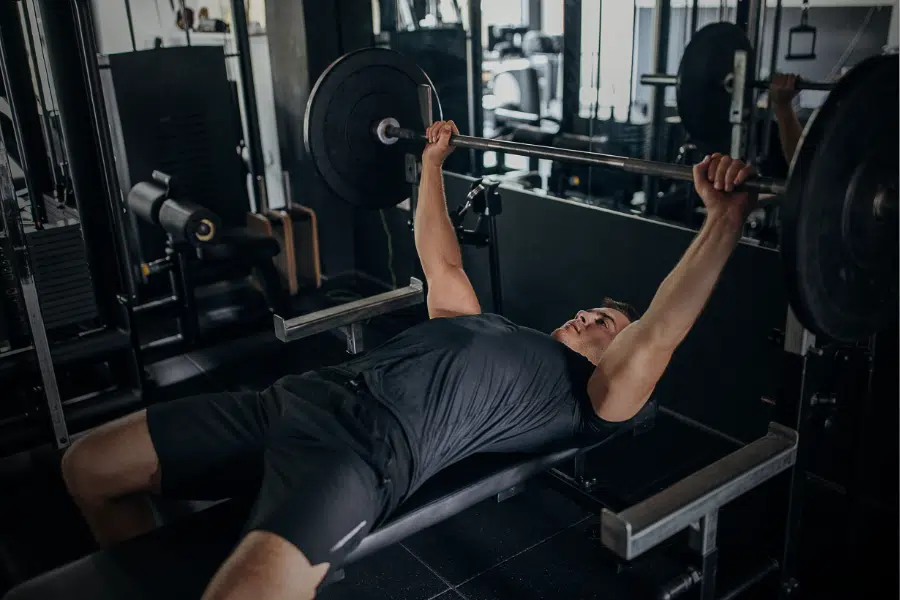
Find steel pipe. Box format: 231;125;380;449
383;125;787;195
640;73;834;92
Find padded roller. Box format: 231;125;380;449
158;198;221;246
127;181;169;225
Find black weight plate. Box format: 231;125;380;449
304;48;442;210
781;53;899;342
676;22;752;154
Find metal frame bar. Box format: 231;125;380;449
559;0;581;134
600;422;798;561
639;73;833;92
644;0;671;215
466;0;483;173
274;278;425;343
694;511;719;600
729;49;749;158
229;0;267;211
760;0;785;161
0;132;69;448
0;7;70;448
1;0;51;227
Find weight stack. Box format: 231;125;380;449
24;224;99;331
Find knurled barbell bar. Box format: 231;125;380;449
380;124;786;195
640;73;834;92
303;46;897;343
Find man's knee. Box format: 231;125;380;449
202;531;328;600
62;410;160;504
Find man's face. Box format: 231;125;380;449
551;307;632;363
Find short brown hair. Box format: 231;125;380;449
601;297;639;322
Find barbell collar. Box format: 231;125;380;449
640;72;834;92
384;125;787;196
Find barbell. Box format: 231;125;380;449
640;73;834;92
303;47;897;343
381;124;786;194
638;22;837;152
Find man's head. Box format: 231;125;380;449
551;298;637;364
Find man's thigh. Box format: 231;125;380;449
244;439;387;576
146;390;273;500
63;409;161;499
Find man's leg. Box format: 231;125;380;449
201;531;328;600
201;443;387;600
61;410;160;545
62;391;272;547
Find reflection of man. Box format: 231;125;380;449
755;73;804;181
769;74;803;165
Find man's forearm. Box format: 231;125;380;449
415;163;463;277
640;211;744;351
775;104;803;165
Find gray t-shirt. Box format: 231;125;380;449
329;313;631;492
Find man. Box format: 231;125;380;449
757;73;804;179
61;121;758;600
769;74;803;166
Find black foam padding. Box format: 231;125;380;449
157;198;221;246
127;181;168;226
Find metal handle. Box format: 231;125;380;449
384;125;787;195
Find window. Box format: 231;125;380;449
580;0;637;122
542;0;564;35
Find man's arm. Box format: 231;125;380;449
588;155;756;422
415;120;481;319
770;74;803;165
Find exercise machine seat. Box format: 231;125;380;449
3;401;656;600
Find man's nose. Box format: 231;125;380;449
577;311;589;324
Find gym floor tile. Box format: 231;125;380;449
426;590;468;600
319;544;449;600
144;355;223;401
454;519;638;600
403;483;588;586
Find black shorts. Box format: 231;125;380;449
145;370;412;571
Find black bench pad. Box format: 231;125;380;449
4;402;656;600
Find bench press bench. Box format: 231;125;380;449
3;408;796;600
3;276;798;599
